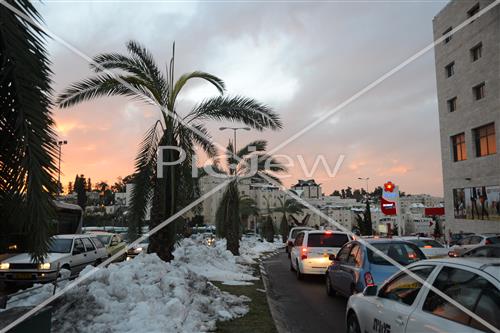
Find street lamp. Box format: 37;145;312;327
219;127;251;155
357;177;369;193
57;140;68;196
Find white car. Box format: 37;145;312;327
346;258;500;333
286;227;314;255
290;230;352;279
398;237;449;259
0;234;107;283
449;234;500;257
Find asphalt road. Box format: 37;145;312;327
263;251;348;333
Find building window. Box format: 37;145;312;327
445;62;455;78
451;133;467;161
474;123;496;157
470;43;482;61
443;27;452;43
447;97;457;112
473;82;485;100
467;3;480;18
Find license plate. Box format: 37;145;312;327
15;273;32;280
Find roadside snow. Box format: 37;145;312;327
3;237;283;333
173;236;282;285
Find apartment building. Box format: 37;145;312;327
433;0;500;233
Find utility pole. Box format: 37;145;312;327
57;140;68;196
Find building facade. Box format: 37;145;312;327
433;0;500;233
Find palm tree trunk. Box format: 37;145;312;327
225;181;240;255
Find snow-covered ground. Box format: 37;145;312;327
3;236;283;333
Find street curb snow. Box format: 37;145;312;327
259;249;290;333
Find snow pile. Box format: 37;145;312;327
53;255;249;333
3;236;283;332
174;236;283;284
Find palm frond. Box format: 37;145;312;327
57;74;156;108
236;140;267;159
170;71;225;109
186;96;282;131
0;0;57;261
126;40;168;104
128;121;162;234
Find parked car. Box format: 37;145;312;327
290;230;352;279
126;235;149;259
460;244;500;258
88;232;127;261
0;234;107;284
398;236;449;259
448;234;500;257
286;227;314;255
326;239;426;297
449;232;475;246
345;258;500;333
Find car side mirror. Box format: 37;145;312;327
329;254;336;261
363;285;378;296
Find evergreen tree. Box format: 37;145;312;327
67;182;73;194
74;175;87;208
433;216;442;238
331;190;341;197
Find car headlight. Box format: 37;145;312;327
39;263;51;270
134;247;143;253
0;263;10;270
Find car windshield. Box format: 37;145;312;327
48;238;73;253
95;235;111;245
307;233;349;247
368;242;425;266
409;239;444;248
487;236;500;244
291;229;310;238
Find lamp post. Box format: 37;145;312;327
219;126;251;155
358;177;370;196
57;140;68;196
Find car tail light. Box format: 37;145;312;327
485;239;492;245
364;272;375;287
325;230;333;234
448;251;458;257
301;247;308;260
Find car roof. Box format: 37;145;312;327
398;236;434;240
87;232;115;236
415;257;500;281
304;230;350;235
52;234;90;239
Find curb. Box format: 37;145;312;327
259;249;290;333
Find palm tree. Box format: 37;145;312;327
57;41;282;261
215;140;286;255
0;0;58;261
273;197;305;242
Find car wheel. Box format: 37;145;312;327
346;312;361;333
326;274;336;296
296;260;303;280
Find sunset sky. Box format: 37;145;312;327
38;1;448;196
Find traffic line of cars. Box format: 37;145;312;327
285;228;500;333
